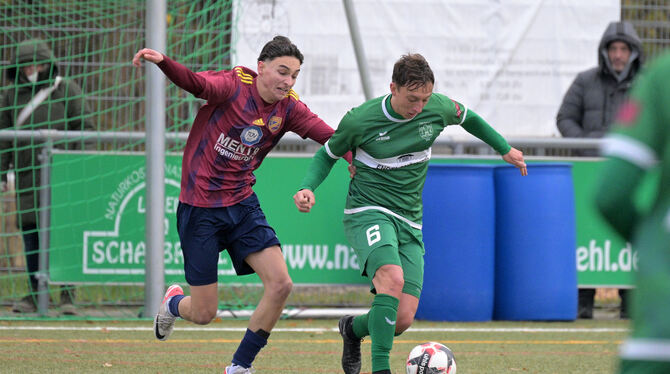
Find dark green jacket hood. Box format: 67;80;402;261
5;39;59;82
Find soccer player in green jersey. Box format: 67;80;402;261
595;51;670;374
293;53;527;374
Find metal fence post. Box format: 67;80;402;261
343;0;373;100
37;138;53;316
143;0;167;318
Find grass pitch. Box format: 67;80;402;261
0;318;628;373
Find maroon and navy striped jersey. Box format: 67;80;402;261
157;56;336;207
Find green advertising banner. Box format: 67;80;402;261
569;160;655;288
429;158;654;288
50;154;654;287
49;153;363;285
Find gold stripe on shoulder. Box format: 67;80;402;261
286;89;299;101
237;73;253;80
234;67;254;84
238;71;253;80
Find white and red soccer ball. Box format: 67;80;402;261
406;341;457;374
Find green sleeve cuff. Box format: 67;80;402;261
299;146;338;191
461;110;512;155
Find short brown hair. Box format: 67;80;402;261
257;35;304;64
392;53;434;90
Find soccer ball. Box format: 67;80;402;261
406;342;457;374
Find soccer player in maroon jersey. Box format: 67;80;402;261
133;36;345;374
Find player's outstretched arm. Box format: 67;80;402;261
132;49;211;99
132;48;164;67
502;147;528;176
294;146;341;213
460;110;525;175
293;189;316;213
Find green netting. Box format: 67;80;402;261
0;1;371;320
0;0;238;319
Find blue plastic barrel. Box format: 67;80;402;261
493;164;577;320
416;164;496;321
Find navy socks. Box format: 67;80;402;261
231;328;269;368
168;294;184;317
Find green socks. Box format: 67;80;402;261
352;313;369;338
367;293;399;372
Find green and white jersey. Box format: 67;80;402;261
603;52;670;217
325;93;490;228
599;52;670;369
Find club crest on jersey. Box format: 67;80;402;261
268;116;283;133
241;126;263;146
418;122;433;141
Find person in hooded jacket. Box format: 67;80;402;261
557;21;644;144
0;39;94;315
556;21;644;319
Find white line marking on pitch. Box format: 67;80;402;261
0;326;628;333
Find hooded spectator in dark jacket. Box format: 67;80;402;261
557;21;644;142
0;39;94;314
556;21;643;319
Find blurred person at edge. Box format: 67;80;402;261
596;50;670;374
556;21;644;319
0;39;94;315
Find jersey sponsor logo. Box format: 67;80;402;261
371;153;421;167
418;122;433;141
241;126;263;146
214;131;262;161
397;153;415;163
356;148;431;170
616;100;640;127
268;116;283;133
252;118;265;126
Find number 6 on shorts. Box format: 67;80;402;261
366;224;381;246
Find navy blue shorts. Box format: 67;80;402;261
176;193;281;285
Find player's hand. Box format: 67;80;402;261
502;147;528;176
348;164;356;179
293;189;316;213
132;48;164;67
